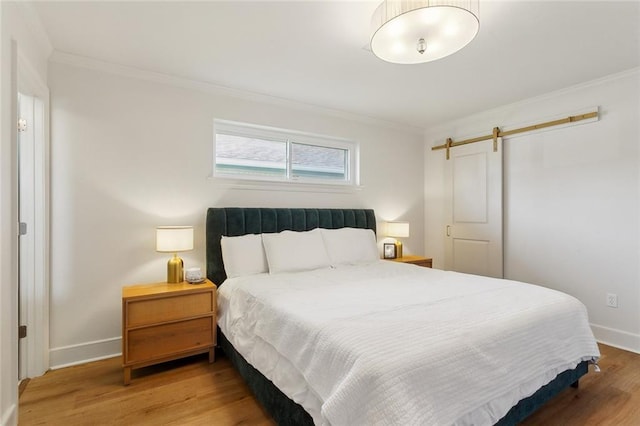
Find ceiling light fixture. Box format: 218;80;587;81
371;0;479;64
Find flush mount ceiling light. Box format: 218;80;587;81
371;0;479;64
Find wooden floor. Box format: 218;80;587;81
19;344;640;425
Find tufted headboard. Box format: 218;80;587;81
206;208;376;286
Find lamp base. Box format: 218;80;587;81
395;240;403;258
167;254;184;283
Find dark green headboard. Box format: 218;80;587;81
206;208;376;286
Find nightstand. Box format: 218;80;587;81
388;255;433;268
122;279;216;385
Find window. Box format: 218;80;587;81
214;120;358;186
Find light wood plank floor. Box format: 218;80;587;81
19;344;640;425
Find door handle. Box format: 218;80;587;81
446;225;451;237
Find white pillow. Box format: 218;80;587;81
262;228;331;274
320;228;379;266
221;234;268;278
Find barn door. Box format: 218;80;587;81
444;138;503;278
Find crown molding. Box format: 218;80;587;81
425;66;640;140
49;50;425;136
504;66;640;111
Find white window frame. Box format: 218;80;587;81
213;119;359;187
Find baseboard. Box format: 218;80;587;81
591;323;640;354
1;403;17;426
49;337;122;369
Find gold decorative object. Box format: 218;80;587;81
156;226;194;283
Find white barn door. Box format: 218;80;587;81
444;138;503;278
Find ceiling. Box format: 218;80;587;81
31;1;640;130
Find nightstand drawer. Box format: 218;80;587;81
126;316;214;363
387;255;432;268
122;280;216;384
127;292;214;327
408;259;432;268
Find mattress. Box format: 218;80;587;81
217;261;599;426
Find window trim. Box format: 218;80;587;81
213;119;359;187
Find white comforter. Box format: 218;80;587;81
217;261;599;426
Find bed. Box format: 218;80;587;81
206;207;599;425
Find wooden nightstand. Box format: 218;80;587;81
122;279;216;385
388;255;433;268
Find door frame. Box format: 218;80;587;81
17;52;50;378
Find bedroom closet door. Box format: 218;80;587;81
17;91;48;379
444;138;503;278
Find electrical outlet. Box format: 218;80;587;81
606;293;618;308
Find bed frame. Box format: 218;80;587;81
206;207;588;426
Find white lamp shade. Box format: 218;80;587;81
156;226;194;252
371;0;479;64
386;222;410;238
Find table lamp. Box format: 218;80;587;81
156;226;193;283
386;222;409;258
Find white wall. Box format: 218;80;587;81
0;3;51;425
48;58;425;367
425;69;640;353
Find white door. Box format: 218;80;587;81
18;93;35;380
444;138;503;278
17;92;48;379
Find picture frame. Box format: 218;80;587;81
383;243;397;259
